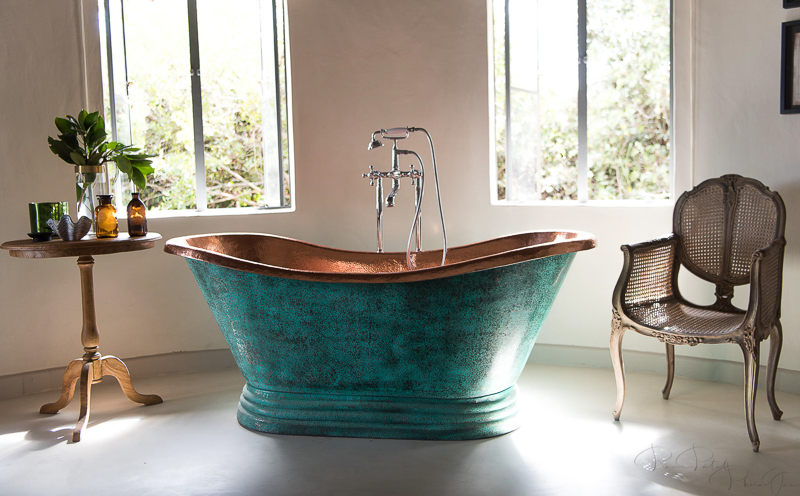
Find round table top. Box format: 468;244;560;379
1;233;161;259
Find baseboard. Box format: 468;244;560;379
0;349;237;401
528;343;800;396
1;345;798;401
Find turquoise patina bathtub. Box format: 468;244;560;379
165;231;595;440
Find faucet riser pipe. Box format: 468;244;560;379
415;180;422;252
376;178;384;253
386;141;401;208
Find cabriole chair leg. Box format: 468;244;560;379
663;343;675;400
742;340;761;452
767;323;783;421
610;322;626;421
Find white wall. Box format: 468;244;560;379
1;0;799;379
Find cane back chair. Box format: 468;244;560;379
610;174;786;452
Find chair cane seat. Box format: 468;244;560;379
627;299;745;338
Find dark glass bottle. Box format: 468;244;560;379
127;192;148;236
95;195;118;238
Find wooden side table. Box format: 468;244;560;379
1;233;163;442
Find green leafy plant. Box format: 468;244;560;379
48;109;155;191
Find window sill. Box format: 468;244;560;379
491;199;674;208
137;205;295;220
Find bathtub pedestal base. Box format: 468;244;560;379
237;384;520;440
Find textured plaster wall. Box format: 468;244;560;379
0;0;798;377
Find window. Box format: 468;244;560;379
99;0;291;212
493;0;671;202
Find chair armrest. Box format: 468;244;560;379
613;234;678;309
745;237;786;332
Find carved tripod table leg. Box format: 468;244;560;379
73;361;95;442
39;254;162;442
39;359;84;414
101;356;163;406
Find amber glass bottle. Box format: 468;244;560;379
95;195;118;238
126;192;148;236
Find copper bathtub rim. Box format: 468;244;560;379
164;230;596;284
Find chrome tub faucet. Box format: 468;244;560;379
362;127;447;269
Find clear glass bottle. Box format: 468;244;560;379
126;192;148;236
95;195;118;238
75;165;108;233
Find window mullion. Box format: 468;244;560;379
577;0;588;203
271;0;286;207
104;0;118;143
103;0;122;206
187;0;207;211
504;0;512;201
105;0;133;206
118;0;132;146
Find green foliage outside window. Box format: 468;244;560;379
587;0;670;200
102;0;290;212
496;0;670;201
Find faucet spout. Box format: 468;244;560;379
386;181;399;207
385;164;405;207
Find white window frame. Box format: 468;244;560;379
100;0;294;216
489;0;692;206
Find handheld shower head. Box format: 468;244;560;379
381;127;409;140
368;127;412;150
367;131;384;151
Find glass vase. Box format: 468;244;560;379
126;192;148;236
95;194;118;238
75;165;109;233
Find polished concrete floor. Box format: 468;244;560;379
1;363;799;496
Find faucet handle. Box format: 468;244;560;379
408;164;422;185
362;166;376;186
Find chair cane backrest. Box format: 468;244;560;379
756;239;785;330
729;183;782;280
675;181;727;278
673;175;785;287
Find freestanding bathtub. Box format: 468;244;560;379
165;231;595;440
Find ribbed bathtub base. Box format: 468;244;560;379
237;384;520;440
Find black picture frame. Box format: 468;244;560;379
781;20;800;114
785;0;800;8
